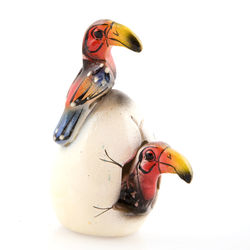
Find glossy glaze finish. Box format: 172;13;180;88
53;20;142;146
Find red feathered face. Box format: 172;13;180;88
82;20;142;61
83;21;111;60
136;142;193;200
139;146;169;174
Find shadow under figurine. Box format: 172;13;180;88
52;19;193;237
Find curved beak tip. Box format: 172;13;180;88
128;34;142;52
180;172;193;184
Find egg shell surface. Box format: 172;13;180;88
51;89;152;237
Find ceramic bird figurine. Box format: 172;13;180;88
94;142;192;217
51;20;193;237
53;19;142;146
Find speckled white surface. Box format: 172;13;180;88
51;90;153;236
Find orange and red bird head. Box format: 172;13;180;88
135;142;193;201
82;20;142;72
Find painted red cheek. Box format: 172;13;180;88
139;169;160;200
87;39;103;52
144;162;154;172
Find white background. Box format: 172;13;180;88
0;0;250;249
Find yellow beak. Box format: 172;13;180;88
159;147;193;183
107;22;143;52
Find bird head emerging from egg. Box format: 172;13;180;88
136;142;192;200
95;142;193;217
53;20;142;146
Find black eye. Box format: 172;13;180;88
145;151;155;161
94;30;103;39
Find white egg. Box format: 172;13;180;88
51;89;153;237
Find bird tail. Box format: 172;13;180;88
53;107;89;146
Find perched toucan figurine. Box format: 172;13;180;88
94;142;192;217
53;19;142;146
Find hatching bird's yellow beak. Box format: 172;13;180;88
107;22;143;52
159;147;193;183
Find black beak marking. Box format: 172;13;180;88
128;34;142;52
180;172;192;183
